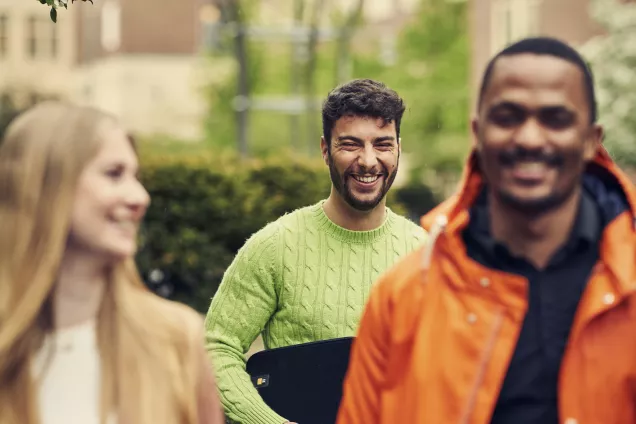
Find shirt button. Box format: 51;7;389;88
603;293;615;305
467;313;478;324
479;277;490;287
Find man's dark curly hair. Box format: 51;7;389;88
322;79;406;148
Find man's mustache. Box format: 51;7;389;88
498;148;564;167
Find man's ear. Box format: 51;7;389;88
471;117;481;150
584;123;604;161
320;136;329;165
398;137;402;157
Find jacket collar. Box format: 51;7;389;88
421;147;636;232
420;147;636;297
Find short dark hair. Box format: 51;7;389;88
477;37;597;123
322;79;406;147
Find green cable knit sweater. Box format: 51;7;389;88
204;201;426;424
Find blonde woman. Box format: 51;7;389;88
0;102;223;424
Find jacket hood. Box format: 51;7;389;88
419;146;636;297
421;147;636;233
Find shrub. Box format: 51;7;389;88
394;182;440;222
137;153;419;311
137;155;329;311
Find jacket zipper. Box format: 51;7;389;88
459;308;504;424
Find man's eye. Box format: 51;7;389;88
490;111;524;127
376;143;393;149
539;110;575;130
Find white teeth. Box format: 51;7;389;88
516;163;547;171
353;175;380;183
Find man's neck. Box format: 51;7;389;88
489;189;581;269
323;189;387;232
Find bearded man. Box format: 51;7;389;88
205;79;426;424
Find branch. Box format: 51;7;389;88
38;0;94;23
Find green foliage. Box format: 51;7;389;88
394;181;440;222
38;0;93;22
136;151;416;312
204;44;266;152
582;0;636;167
203;0;470;182
136;154;326;311
351;0;471;178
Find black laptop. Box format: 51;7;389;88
246;337;354;424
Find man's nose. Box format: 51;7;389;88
357;144;378;170
513;118;546;150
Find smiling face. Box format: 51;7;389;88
473;53;602;214
67;124;150;261
321;115;400;212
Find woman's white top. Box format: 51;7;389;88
31;320;113;424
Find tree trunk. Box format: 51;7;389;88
304;0;325;154
335;0;365;84
223;0;250;158
290;0;305;150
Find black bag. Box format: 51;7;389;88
246;337;354;424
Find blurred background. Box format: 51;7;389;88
0;0;633;311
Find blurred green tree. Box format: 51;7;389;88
582;0;636;167
351;0;471;181
203;0;470;188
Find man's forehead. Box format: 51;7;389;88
335;115;393;126
483;53;587;106
333;115;396;135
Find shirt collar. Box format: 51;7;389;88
467;186;601;257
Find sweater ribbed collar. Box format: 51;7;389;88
309;200;396;244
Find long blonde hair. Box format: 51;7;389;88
0;102;198;424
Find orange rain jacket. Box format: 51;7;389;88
337;148;636;424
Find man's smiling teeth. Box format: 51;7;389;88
514;162;548;172
353;175;380;183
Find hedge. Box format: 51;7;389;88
136;153;434;312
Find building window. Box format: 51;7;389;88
0;14;7;58
491;0;541;54
26;15;58;59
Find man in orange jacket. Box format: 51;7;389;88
337;37;636;424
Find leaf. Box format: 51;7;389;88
50;7;57;23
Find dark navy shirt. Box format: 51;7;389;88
462;189;602;424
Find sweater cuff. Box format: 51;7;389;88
238;406;288;424
223;370;288;424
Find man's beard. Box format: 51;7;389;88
327;154;398;212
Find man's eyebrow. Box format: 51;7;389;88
336;136;396;143
488;101;525;111
489;101;574;113
337;136;364;143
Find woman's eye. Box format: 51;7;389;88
106;168;124;180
